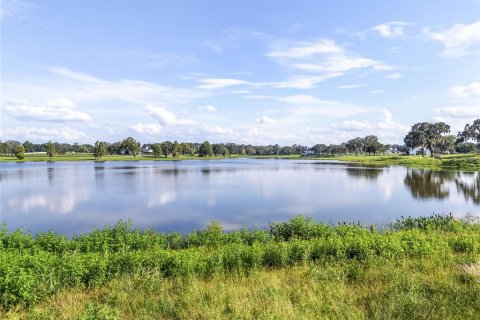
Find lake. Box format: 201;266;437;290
1;159;478;235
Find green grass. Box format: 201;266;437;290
2;152;479;170
0;153;242;162
311;153;480;170
1;215;479;319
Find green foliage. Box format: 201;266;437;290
15;145;25;159
152;143;162;158
93;141;107;160
198;140;213;157
46;141;55;160
0;215;479;310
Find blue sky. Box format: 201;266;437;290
1;0;479;145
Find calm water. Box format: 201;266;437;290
1;159;479;235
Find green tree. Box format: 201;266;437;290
346;137;365;155
93;141;107;160
404;122;450;157
46;141;56;160
363;135;382;155
455;142;476;154
122;137;140;157
161;141;173;158
152;143;162;158
458;119;480;143
172;141;181;158
22;140;34;153
15;145;25;160
198;140;213;157
436;135;456;154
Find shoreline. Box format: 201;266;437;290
1;153;479;170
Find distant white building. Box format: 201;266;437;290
301;150;314;156
408;147;431;156
141;146;153;154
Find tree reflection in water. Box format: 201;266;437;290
455;172;479;204
404;169;479;204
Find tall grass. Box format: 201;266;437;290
1;215;479;317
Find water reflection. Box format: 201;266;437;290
404;169;451;200
346;167;384;180
0;160;478;235
404;169;479;204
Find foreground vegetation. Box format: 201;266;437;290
1;215;479;319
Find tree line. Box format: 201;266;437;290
1;119;478;160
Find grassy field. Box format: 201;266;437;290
1;153;479;170
311;153;480;170
1;215;479;319
0;153;242;162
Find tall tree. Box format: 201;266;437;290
346;138;365;155
93;141;107;160
363;135;382;155
46;141;56;160
436;135;456;154
198;140;213;157
172;141;181;158
122;137;140;157
152;143;162;158
404;122;450;157
458;119;480;143
161;141;173;158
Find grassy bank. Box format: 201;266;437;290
1;215;479;319
311;153;480;170
1;153;479;170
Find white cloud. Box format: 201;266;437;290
424;21;480;57
278;94;370;117
435;106;480;118
198;105;218;112
293;55;391;75
372;21;410;38
370;89;385;94
336;83;366;89
333;120;372;131
197;78;248;90
449;82;480;98
146;104;177;126
266;39;342;58
266;38;393;81
4;99;92;122
257;116;277;124
130;123;163;135
326;109;408;143
384;73;402;79
1;126;88;142
34;66;204;103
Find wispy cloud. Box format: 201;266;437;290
0;126;88;142
257;116;277;124
449;82;480;98
424;21;480;57
371;21;411;38
197;78;248;90
198;105;218;112
4;98;92;122
266;38;394;82
336;83;366;89
435;106;480;118
384;73;402;79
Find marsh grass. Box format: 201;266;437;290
1;215;479;319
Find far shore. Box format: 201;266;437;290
1;153;479;170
